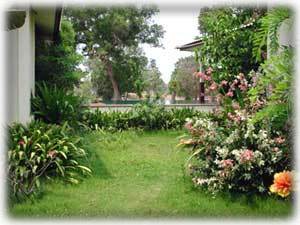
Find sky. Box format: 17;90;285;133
142;7;201;84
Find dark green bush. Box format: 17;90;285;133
7;121;91;200
31;82;86;125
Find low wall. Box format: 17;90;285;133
89;103;219;112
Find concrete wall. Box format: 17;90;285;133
6;9;35;124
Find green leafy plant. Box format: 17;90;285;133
253;7;292;61
8;121;91;200
81;102;205;131
31;82;86;125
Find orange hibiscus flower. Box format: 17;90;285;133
269;171;292;198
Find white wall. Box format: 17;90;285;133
6;9;35;124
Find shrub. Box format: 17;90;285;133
7;121;91;200
81;102;205;131
180;116;291;195
31;82;86;125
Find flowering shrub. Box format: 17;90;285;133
181;116;291;195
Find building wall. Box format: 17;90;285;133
6;9;35;124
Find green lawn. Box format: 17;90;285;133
10;130;292;218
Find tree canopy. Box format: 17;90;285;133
197;7;266;82
35;19;83;89
169;56;198;100
65;6;164;100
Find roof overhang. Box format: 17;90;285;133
176;39;203;52
5;6;62;41
33;6;63;41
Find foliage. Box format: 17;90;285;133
181;7;294;196
248;48;293;131
197;7;265;82
142;59;166;97
180;114;291;195
169;56;199;99
31;82;86;125
253;7;292;61
7;121;91;200
65;6;164;100
81;102;205;131
35;19;83;89
10;130;292;217
73;75;98;104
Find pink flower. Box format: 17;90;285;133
275;137;285;144
221;80;228;86
238;83;247;92
226;91;234;97
221;159;234;168
206;67;213;75
240;149;254;163
233;79;239;85
209;82;218;91
204;75;212;81
221;81;228;86
196;72;206;79
18;140;25;145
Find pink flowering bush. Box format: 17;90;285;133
181;116;291;195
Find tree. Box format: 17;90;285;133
169;56;198;100
197;7;266;82
35;19;83;89
65;6;164;100
143;59;166;97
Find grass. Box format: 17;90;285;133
9;130;292;218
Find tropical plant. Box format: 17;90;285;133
7;121;91;200
80;102;205;131
253;7;292;61
31;82;86;125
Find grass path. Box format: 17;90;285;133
10;130;292;218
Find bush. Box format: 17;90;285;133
31;82;86;125
81;102;205;131
7;121;91;200
180;115;291;195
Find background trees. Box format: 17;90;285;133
65;6;164;100
169;56;198;100
142;59;166;98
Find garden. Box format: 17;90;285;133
7;6;294;218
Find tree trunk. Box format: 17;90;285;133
101;57;121;101
171;92;176;103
